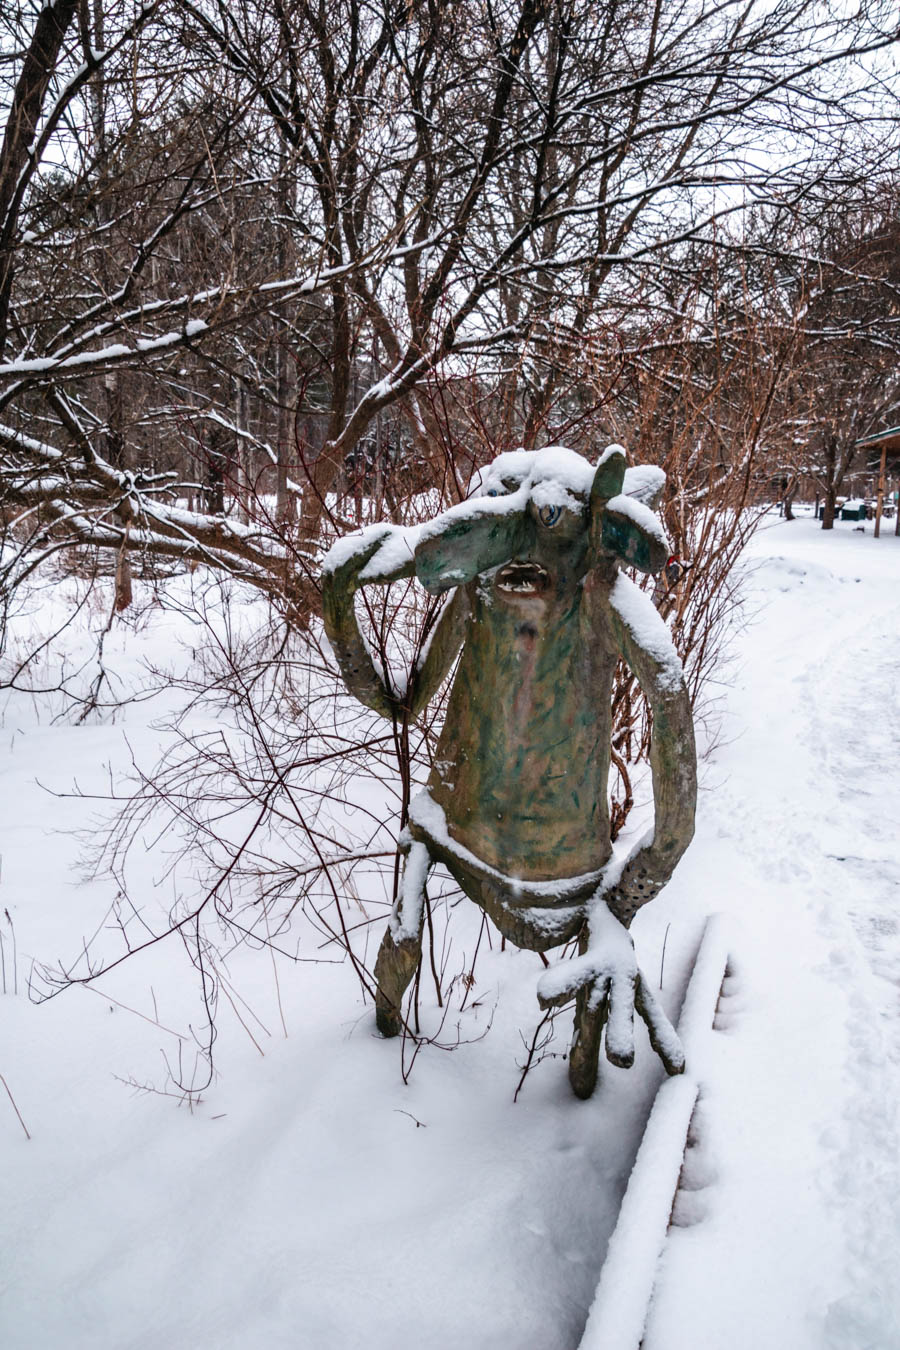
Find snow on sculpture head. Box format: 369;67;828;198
415;444;670;596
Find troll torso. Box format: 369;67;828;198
428;564;618;882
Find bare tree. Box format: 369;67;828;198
741;187;900;527
0;0;897;632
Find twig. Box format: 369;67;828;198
424;889;443;1008
264;903;288;1038
5;910;17;995
0;1073;31;1140
459;910;487;1012
514;1009;557;1104
393;1108;427;1128
659;922;671;990
80;982;187;1039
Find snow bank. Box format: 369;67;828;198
576;916;731;1350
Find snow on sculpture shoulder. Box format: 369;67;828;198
321;444;697;1099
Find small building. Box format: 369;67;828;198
855;428;900;537
818;499;867;521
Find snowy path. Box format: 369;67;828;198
2;518;900;1349
643;517;900;1350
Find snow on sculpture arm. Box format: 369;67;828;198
604;577;697;918
589;445;697;927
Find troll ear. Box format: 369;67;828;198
415;509;526;594
590;444;626;504
599;504;669;574
590;446;669;575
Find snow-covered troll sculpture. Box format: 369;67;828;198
321;445;696;1098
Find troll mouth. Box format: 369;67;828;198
495;560;551;595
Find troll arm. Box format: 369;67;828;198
321;524;466;721
536;569;695;1082
603;570;697;925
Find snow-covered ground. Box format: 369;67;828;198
645;514;900;1350
2;513;899;1349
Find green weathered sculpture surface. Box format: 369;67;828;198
322;445;696;1098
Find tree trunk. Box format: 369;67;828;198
206;426;226;515
0;0;79;352
275;341;294;522
874;443;886;538
822;430;857;532
114;537;133;611
274;150;295;523
235;374;249;524
783;479;798;521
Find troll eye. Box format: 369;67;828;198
539;504;561;527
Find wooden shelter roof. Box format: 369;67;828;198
856;427;900;455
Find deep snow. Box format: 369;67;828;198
1;512;899;1348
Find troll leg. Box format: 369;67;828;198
374;841;431;1037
